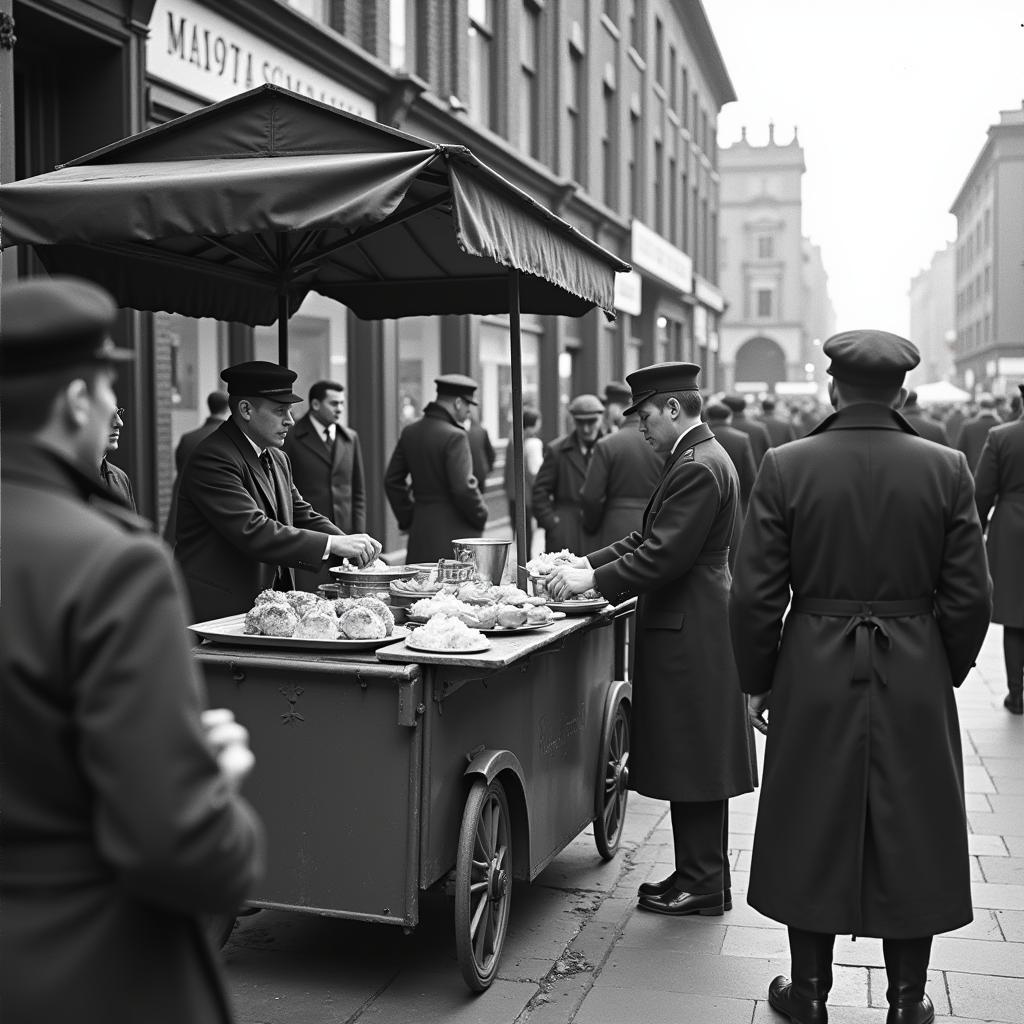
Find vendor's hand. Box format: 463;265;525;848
330;533;382;567
201;708;255;789
747;692;771;736
546;566;596;602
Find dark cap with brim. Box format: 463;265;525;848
823;330;920;387
435;373;479;405
221;361;303;403
603;381;632;405
624;361;702;416
1;275;133;374
568;394;605;419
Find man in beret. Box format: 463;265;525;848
899;389;949;446
704;402;757;519
730;329;992;1024
722;393;771;466
974;381;1024;715
954;393;1001;471
757;396;797;448
283;379;367;592
175;361;382;620
533;393;606;555
0;276;263;1024
384;374;488;563
547;363;755;920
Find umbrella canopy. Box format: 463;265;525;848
913;380;971;404
0;84;628;326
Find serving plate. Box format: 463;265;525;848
405;632;491;654
406;614;565;636
545;598;609;615
188;613;408;652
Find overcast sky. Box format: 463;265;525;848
703;0;1024;336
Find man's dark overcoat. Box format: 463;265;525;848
729;410;771;466
0;440;263;1024
758;414;797;448
384;402;487;563
974;418;1024;627
175;418;343;620
283;413;366;590
955;411;1000;470
579;419;664;549
708;422;757;516
533;431;600;555
901;402;949;446
729;404;992;939
589;423;756;802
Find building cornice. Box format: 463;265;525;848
672;0;737;106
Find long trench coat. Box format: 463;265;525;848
589;423;756;802
384;403;487;564
974;417;1024;626
729;404;992;938
533;431;600;555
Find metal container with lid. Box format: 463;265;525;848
329;564;419;603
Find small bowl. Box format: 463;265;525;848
528;574;551;599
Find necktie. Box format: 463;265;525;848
324;426;334;448
259;450;274;480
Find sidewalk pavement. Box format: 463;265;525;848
519;622;1024;1024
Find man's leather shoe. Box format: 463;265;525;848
886;994;934;1024
768;975;828;1024
1005;692;1024;715
638;872;677;898
637;886;723;916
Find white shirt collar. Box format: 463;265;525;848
671;422;703;454
242;433;264;458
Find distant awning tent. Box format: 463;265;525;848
913;380;971;404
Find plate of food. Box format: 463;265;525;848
478;616;565;636
188;613;409;652
545;598;609;615
403;613;491;654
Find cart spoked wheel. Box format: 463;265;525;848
455;778;512;992
594;701;630;860
205;913;237;949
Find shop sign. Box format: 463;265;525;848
614;270;642;316
694;275;724;313
630;220;692;295
693;304;708;345
148;0;376;119
998;356;1024;376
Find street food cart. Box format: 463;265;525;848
192;601;632;990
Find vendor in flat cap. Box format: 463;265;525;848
729;329;991;1024
0;277;263;1024
547;362;755;921
532;393;606;555
174;360;382;620
384;374;488;563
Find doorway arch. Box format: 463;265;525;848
734;336;787;389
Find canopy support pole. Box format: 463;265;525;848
508;269;528;591
277;234;289;366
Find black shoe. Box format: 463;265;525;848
886;994;934;1024
637;886;723;917
1005;692;1024;715
724;887;733;911
638;872;677;898
768;975;828;1024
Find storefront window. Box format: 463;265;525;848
480;318;539;441
396;316;441;430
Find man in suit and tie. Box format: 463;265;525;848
283;380;366;591
175;362;381;621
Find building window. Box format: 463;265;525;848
757;234;774;259
468;0;497;131
654;16;664;84
681;67;689;128
603;0;618;22
389;1;408;69
286;0;329;26
984;265;991;294
681;168;689;252
628;111;641;217
653;139;663;233
756;288;773;318
984;208;991;246
668;155;677;246
668;45;677;110
602;84;616;209
629;0;643;54
568;44;584;184
521;1;541;158
692;93;700;147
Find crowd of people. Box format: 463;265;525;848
2;275;1021;1024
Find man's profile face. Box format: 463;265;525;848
84;368;119;467
106;405;124;454
242;397;295;449
311;389;344;428
573;416;602;445
637;398;678;453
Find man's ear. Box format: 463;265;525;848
894;386;909;411
237;399;253;422
666;397;681;419
62;378;91;429
827;379;839;410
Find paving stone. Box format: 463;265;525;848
982;756;1024;777
963;764;996;793
965;791;992;812
616;912;727;954
969;856;985;881
929;935;1024;976
946;969;1024;1022
971;880;1024;910
575;987;755;1024
979;856;1024;885
995;909;1024;941
988;793;1024;815
968;811;1024;838
1005;836;1024;857
720;924;788;959
992;775;1024;795
946;908;1004;942
353;974;537;1024
968;833;1009;857
867;968;951;1014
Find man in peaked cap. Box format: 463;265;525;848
532;393;606;555
730;329;991;1024
0;277;263;1024
603;379;633;432
548;362;755;921
174;359;382;620
384;373;488;563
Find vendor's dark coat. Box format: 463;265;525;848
0;440;263;1024
729;403;992;938
579;419;663;549
384;402;487;563
955;411;1001;470
283;413;366;590
533;431;600;555
175;418;343;620
589;423;756;802
975;418;1024;627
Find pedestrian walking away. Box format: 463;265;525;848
704;401;757;520
974;381;1024;714
384;373;488;563
283;379;367;592
757;396;797;447
175;361;382;621
0;276;264;1024
730;329;992;1024
547;362;755;920
954;394;1001;470
900;389;949;446
722;392;771;465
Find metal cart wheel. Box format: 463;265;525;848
594;699;630;860
454;777;513;992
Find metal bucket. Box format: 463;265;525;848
329;564;418;603
451;537;512;586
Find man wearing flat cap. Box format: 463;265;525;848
175;360;382;620
602;380;632;433
532;393;606;555
730;329;992;1024
384;374;488;563
547;363;755;921
721;393;771;466
0;277;263;1024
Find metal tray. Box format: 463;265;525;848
188;613;409;652
544;598;610;615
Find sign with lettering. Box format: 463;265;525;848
630;220;693;295
148;0;376;120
